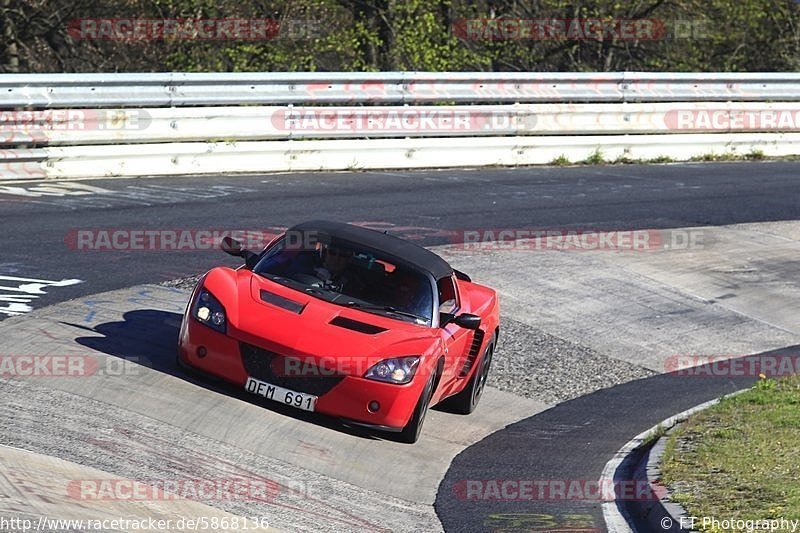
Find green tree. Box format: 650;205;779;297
2;0;799;73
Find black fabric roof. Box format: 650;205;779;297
287;220;453;280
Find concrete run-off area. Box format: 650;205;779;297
0;221;799;531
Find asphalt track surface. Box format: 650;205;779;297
3;161;800;311
3;161;800;531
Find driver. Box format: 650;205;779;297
314;244;354;291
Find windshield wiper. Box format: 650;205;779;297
344;302;428;323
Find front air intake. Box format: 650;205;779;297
240;342;343;396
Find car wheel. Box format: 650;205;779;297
397;370;436;444
444;335;495;415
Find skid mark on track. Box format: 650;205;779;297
0;182;256;210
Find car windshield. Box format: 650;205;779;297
253;236;434;326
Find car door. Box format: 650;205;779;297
437;274;472;388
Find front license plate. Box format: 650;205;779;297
245;377;317;412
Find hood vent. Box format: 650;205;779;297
330;316;387;335
259;289;306;314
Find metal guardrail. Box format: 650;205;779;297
2;71;800;179
4;133;800;180
3;72;800;107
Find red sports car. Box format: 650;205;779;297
177;220;499;443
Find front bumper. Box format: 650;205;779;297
178;317;426;429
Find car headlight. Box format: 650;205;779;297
364;356;420;384
192;288;227;334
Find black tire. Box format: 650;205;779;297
397;371;436;444
444;335;494;415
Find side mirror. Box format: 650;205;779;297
221;236;245;257
439;313;481;329
453;313;481;330
221;236;259;269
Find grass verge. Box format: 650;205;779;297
660;375;800;529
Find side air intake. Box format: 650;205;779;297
459;329;485;377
